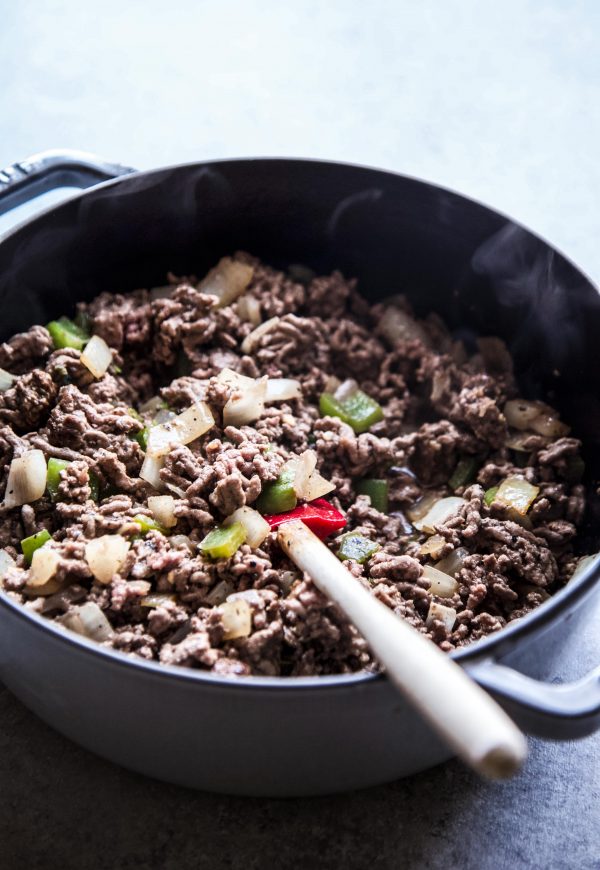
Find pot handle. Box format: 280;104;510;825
467;659;600;740
0;149;136;217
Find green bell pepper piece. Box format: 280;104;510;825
448;457;479;491
21;529;52;564
46;316;90;350
200;521;247;559
46;458;70;501
319;389;383;434
132;514;168;536
484;485;499;507
337;532;380;564
256;467;297;514
356;478;389;513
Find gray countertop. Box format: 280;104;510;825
0;2;599;867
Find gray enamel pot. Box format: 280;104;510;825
0;151;598;797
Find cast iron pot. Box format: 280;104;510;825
0;151;599;797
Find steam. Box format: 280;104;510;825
470;223;584;383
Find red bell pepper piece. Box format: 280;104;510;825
263;498;346;539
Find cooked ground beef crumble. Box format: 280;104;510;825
0;252;588;676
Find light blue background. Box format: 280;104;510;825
0;3;598;868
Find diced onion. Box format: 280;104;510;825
148;495;177;528
223;376;267;426
495;477;539;515
27;548;60;588
334;379;359;402
406;492;441;524
63;602;114;641
265;378;302;403
423;565;459;598
146;401;215;457
219;598;252;640
85;535;130;584
413;497;467;534
241;316;280;354
0;368;15;392
303;470;335;501
426;601;457;632
140;395;165;415
0;549;16;584
504;399;547;430
198;257;254;307
227;589;263;606
169;534;195;552
237;294;262;326
419;534;446;558
216;368;256;390
282;450;336;502
224;506;270;548
376;304;429;347
504;399;569;437
140;453;165;490
80;335;113;378
435;547;468;578
4;450;47;508
204;579;234;606
141;592;177;608
529;414;570;438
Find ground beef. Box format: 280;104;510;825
0;253;592;676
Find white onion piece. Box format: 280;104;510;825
0;549;16;583
204;579;234;606
148;495;177;528
419;534;446;558
423;565;459;599
265;378;302;403
27;548;60;588
80;335;113;378
241;316;280;354
141;592;177;608
140;453;165;490
198;257;254;307
377;305;429;347
216;367;256;390
334;379;359;402
530;413;570;438
219;598;252;640
223;376;267;426
413;497;467;534
146;401;215;457
169;534;194;553
4;450;47;508
227;589;263;606
495;477;539;515
78;602;115;640
286;450;317;499
224;506;270;548
0;368;15;392
406;492;441;523
303;470;335;501
85;535;130;585
139;395;165;415
504;399;546;430
237;294;262;326
63;602;114;641
426;601;457;632
435;547;468;577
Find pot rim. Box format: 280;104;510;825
0;153;599;692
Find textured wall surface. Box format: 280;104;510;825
0;2;598;867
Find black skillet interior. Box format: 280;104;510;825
1;158;599;546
